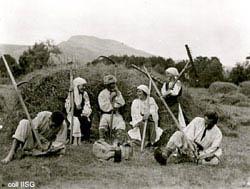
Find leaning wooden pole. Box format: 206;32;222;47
1;55;43;149
142;66;197;158
69;69;74;144
141;79;152;152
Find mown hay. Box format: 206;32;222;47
209;82;238;94
217;92;249;105
1;63;238;144
239;81;250;97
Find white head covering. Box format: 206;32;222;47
165;67;179;77
73;77;87;87
73;77;87;107
137;85;149;95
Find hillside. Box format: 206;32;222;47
0;36;153;64
0;44;29;61
58;35;153;63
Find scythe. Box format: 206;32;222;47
96;56;118;141
1;55;43;150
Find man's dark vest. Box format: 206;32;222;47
163;82;182;107
74;94;85;117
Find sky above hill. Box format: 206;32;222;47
0;0;250;67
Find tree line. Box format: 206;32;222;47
0;40;60;78
1;41;249;87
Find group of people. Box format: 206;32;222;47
1;67;223;166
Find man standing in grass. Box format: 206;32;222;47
154;110;223;165
161;67;187;129
1;111;67;164
65;77;92;145
98;75;126;146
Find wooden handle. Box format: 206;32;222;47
1;55;43;149
69;69;74;144
141;79;152;152
143;66;197;156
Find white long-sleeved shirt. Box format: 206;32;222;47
161;80;182;97
31;111;67;147
98;88;125;113
184;117;222;155
130;97;159;127
65;91;92;118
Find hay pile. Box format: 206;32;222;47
209;81;238;94
216;92;249;106
239;81;250;97
208;81;250;106
1;63;237;143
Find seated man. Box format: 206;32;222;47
98;75;126;146
154;110;222;165
128;84;163;147
1;111;67;164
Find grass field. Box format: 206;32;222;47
0;65;250;189
0;124;249;189
0;100;250;189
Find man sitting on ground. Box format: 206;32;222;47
1;111;67;164
98;75;126;146
154;110;222;165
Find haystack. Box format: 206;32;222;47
209;81;238;94
217;92;249;105
1;63;237;143
239;81;250;97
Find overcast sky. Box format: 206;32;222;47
0;0;250;67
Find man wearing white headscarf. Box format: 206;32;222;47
98;74;126;146
128;85;163;146
65;77;92;145
161;67;186;129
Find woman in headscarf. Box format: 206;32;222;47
65;77;92;145
128;85;163;147
161;67;186;129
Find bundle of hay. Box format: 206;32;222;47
209;81;238;94
1;63;238;143
217;92;249;105
239;81;250;97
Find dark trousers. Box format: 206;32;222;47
78;116;92;141
138;121;156;145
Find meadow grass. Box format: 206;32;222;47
0;64;250;188
1;125;249;189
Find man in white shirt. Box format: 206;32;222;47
1;111;67;164
154;110;223;165
128;84;162;146
65;77;92;145
161;67;186;129
98;75;126;146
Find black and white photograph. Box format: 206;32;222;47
0;0;250;188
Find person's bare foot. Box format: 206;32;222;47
73;138;78;146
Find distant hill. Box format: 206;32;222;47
58;35;153;63
0;44;29;61
0;35;153;63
